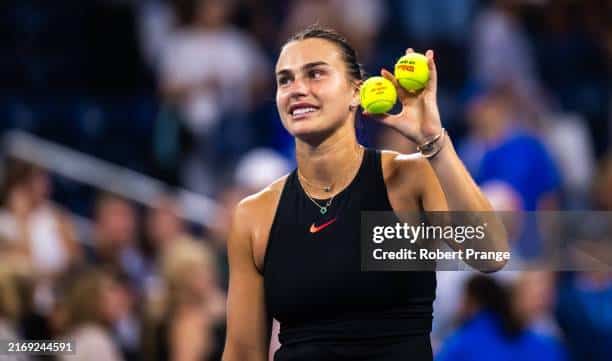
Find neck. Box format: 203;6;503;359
295;123;361;190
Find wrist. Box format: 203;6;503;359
417;128;446;159
416;125;443;144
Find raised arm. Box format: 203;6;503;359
370;48;508;272
222;200;271;361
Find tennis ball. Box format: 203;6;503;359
394;53;429;92
359;76;397;114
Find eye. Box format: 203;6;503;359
277;76;291;86
309;69;324;79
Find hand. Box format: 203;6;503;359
363;49;443;145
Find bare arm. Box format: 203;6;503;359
426;137;494;211
371;47;508;271
417;153;509;272
222;200;271;361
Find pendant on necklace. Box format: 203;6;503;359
320;207;327;214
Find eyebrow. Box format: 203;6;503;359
276;61;330;77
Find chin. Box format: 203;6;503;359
290;121;320;135
290;119;335;142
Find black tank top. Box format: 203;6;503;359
264;148;436;361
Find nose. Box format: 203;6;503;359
287;77;309;100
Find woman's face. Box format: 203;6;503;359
99;277;129;324
275;38;359;141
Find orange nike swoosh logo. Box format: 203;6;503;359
309;218;337;233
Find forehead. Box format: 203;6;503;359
275;38;344;73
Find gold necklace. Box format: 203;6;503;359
298;146;364;214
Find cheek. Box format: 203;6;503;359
322;78;353;105
276;91;293;128
275;91;286;114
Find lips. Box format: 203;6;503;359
289;103;320;119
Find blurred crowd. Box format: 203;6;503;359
0;0;611;360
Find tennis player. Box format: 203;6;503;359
222;25;508;361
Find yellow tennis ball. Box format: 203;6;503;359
394;53;429;92
359;76;397;114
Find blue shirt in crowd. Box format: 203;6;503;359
435;311;568;361
475;130;561;211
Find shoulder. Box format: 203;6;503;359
68;325;122;361
234;175;289;223
230;175;289;258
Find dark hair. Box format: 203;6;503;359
465;275;524;338
93;191;132;220
0;158;40;206
285;25;365;82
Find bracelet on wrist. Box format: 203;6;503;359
417;128;446;159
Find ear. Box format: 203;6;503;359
350;80;362;109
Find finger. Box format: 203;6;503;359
362;110;395;126
405;47;414;55
381;68;414;102
380;68;400;89
424;49;438;94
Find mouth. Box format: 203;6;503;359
289;103;320;120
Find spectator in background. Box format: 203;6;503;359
58;269;127;361
0;159;82;331
542;112;596;209
158;0;268;194
396;0;476;45
142;240;225;361
86;193;147;359
555;271;612;361
0;263;21;341
138;0;175;71
0;159;81;277
279;0;340;44
435;275;567;361
552;155;612;361
458;84;561;259
279;0;386;67
0;261;31;361
87;193;149;292
432;180;524;350
145;194;192;256
512;271;562;339
143;193;208;300
332;0;386;66
459;84;561;211
471;0;545;114
0;250;56;344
